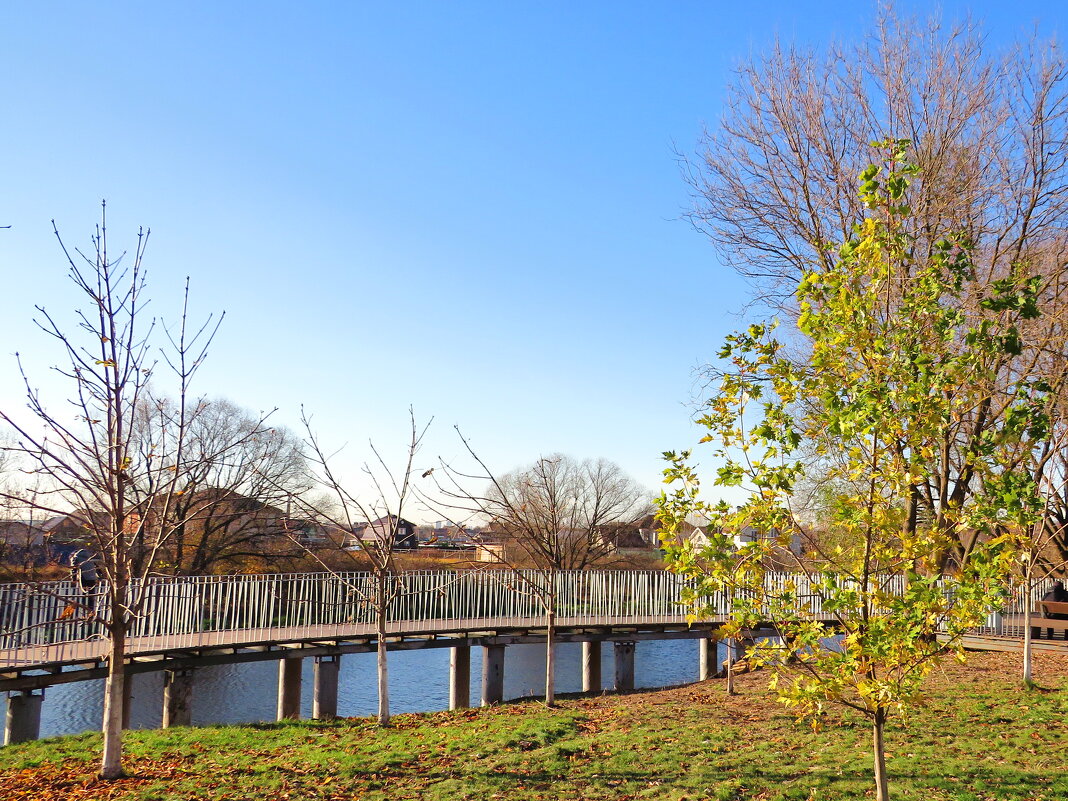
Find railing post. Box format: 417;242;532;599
449;644;471;710
481;644;505;706
313;655;340;720
162;668;194;728
277;657;302;720
4;690;43;745
582;640;602;693
613;640;635;691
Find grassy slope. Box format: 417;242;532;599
1;651;1066;801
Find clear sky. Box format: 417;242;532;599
0;2;1063;520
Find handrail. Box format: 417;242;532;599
0;570;1059;670
0;570;696;667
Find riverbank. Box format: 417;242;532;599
2;651;1066;800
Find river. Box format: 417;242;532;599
38;639;723;738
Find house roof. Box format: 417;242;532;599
361;515;417;529
41;514;88;532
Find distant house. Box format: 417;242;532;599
38;511;139;544
636;513;661;548
421;524;478;549
0;520;47;567
471;524;509;562
476;541;507;562
733;525;802;554
658;518;704;549
597;513;661;550
0;520;45;550
41;514;93;544
287;519;329;545
351;515;418;551
686;520;802;555
0;518;91;568
173;488;333;544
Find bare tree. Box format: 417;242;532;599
288;409;430;726
688;9;1068;303
133;397;311;575
434;445;649;706
686;8;1068;567
0;441;38;580
0;206;223;778
482;454;651;571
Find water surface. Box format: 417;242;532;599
39;638;723;738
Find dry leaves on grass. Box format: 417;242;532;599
0;757;193;801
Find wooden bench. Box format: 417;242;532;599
1032;600;1068;640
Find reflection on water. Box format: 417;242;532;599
38;639;723;739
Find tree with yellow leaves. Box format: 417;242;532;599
658;142;1051;801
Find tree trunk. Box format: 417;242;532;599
725;638;736;696
376;631;390;726
725;586;736;696
376;577;391;727
100;592;126;779
545;608;556;707
544;571;557;707
1022;581;1033;685
872;709;889;801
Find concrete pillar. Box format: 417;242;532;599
481;644;505;706
614;641;635;692
582;640;602;693
449;644;471;710
162;668;194;728
313;656;340;721
699;637;716;681
4;691;43;745
277;657;302;720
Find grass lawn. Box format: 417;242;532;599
1;650;1065;800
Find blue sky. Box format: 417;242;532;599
1;2;1063;519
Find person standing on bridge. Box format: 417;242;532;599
69;549;99;594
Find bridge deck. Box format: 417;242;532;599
0;613;701;670
1;571;1063;692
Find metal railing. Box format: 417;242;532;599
0;570;698;668
970;577;1063;636
0;570;1060;670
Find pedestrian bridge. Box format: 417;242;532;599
0;569;749;742
1;570;735;683
0;569;1057;744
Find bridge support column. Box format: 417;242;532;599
5;691;43;745
313;656;340;721
162;668;194;728
277;657;302;720
582;641;602;693
614;641;635;691
481;644;505;706
699;636;716;681
449;644;471;709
